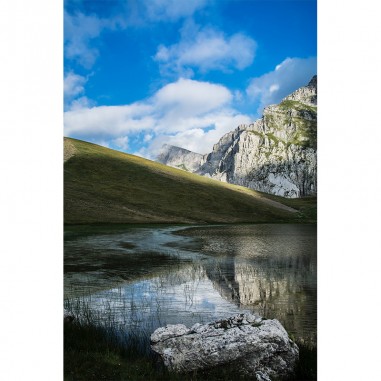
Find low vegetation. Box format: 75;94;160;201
266;132;281;146
65;316;316;381
64;138;315;224
261;194;317;223
175;164;189;171
278;99;317;113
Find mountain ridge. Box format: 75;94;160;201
157;76;317;198
157;144;205;172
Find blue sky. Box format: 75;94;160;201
64;0;317;157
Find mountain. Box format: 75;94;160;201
64;137;316;225
157;144;205;172
157;76;317;198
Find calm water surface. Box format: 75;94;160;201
64;224;316;344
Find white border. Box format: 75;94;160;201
1;0;381;379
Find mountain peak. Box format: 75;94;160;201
157;144;205;172
160;144;197;155
283;75;317;106
307;75;317;88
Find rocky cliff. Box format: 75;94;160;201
157;144;206;172
158;76;317;198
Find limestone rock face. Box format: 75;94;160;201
157;76;317;198
285;75;317;106
157;144;206;172
150;313;299;380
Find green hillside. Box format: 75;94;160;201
64;137;315;224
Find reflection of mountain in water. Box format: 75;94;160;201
205;256;316;341
205;259;241;304
200;225;317;342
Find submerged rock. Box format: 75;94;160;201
150;313;299;380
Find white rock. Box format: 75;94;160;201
150;313;299;380
150;324;190;343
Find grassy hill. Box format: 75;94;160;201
64;137;316;224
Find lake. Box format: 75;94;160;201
64;224;316;346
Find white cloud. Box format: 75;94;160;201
142;0;209;21
64;11;115;69
69;96;94;111
148;112;252;155
143;133;153;142
64;103;156;136
155;78;232;118
154;22;257;75
64;78;252;157
246;57;317;113
64;72;86;98
269;84;279;93
64;72;94;111
113;136;129;150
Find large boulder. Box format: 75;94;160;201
150;313;299;381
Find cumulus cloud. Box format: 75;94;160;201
64;78;252;157
142;0;209;21
64;103;155;136
246;56;317;113
154;22;257;75
154;78;232;121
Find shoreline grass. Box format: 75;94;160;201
64;318;317;381
64;300;317;381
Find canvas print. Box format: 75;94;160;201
64;1;317;380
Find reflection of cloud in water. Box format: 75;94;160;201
201;299;216;310
67;263;246;335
